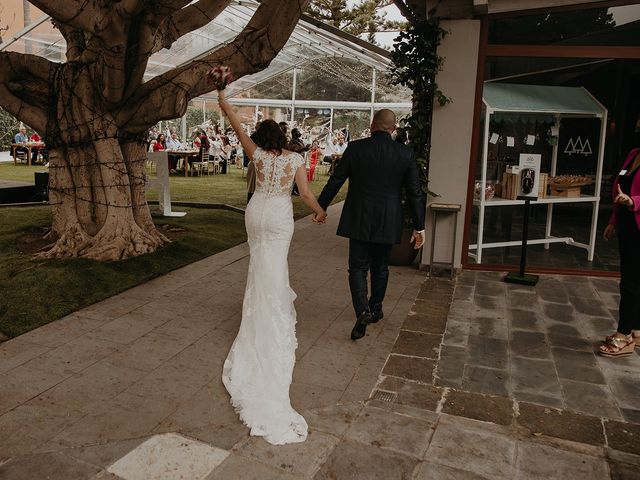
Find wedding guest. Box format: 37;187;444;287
198;129;210;161
601;146;640;357
166;132;182;172
30;131;47;162
288;128;309;154
308;140;321;181
153;133;166;151
13;126;30;162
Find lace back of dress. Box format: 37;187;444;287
254;148;301;197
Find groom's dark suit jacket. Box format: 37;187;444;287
318;131;426;245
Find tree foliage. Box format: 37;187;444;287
306;0;404;43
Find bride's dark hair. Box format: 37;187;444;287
256;119;287;153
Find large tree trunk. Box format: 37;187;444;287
40;65;168;261
1;0;308;261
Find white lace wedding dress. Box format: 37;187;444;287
222;147;308;445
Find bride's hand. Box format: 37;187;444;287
313;210;327;224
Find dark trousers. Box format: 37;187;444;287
348;239;393;317
618;223;640;334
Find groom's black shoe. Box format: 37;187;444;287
351;312;372;341
367;310;384;324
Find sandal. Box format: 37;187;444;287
605;330;639;349
599;334;635;357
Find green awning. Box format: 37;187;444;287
483;83;605;116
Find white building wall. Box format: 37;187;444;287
421;19;481;270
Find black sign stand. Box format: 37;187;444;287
504;198;539;286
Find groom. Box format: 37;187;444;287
316;109;426;341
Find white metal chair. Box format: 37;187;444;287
191;151;209;176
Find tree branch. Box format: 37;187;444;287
0;51;53;131
119;0;309;132
152;0;233;54
28;0;105;32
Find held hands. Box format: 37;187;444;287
614;184;634;208
410;230;425;250
313;210;327;224
603;224;616;241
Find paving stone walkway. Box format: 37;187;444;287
1;203;639;479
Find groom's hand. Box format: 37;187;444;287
410;230;425;249
313;211;327;224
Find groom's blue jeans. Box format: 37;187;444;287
348;239;393;317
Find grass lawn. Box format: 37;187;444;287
0;162;346;338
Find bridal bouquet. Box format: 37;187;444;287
208;65;234;91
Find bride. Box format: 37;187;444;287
218;90;327;445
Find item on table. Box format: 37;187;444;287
474;181;495;201
548;175;593;187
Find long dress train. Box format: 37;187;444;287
222;147;308;445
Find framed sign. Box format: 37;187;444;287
517;153;541;201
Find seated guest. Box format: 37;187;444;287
165;132;182;172
288;128;309;154
30;132;48;162
198;130;210;161
14;127;33;162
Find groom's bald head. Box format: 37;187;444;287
371;109;396;134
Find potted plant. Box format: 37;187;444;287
387;17;449;266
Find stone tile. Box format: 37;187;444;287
515;441;609;480
608;462;640;480
546;323;581;337
17;313;107;349
290;382;343;411
607;375;640;411
442;320;470;347
547;333;592;351
0;452;101;479
569;296;611;317
392;330;441;359
313;439;418;480
552;348;606;384
508;309;541;331
23;333;120;377
591;277;619;294
293;346;364;391
469;316;508;340
91;310;173;345
512;390;564;409
475;280;506;297
517;402;604;446
426;415;516;480
0;400;86;459
185;423;250;451
507;290;539;309
580;316;618;341
606;421;640;456
0;364;68;415
206;454;299;480
453;285;474;302
106;332;200;372
510;357;562;398
442;389;514;426
382;354;435;384
462;365;509;396
413;462;489;479
62;438;148;469
0;338;50;374
108;433;229;480
620;409;640;424
235;430;338;478
542;302;574;323
345;406;435;458
403;312;448;335
510;331;551;359
377;376;443;411
561;380;622;419
303;403;364;437
434;345;466;388
467;336;508;370
474;294;503;311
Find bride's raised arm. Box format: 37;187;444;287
218;90;257;158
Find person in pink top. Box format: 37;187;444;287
600;146;640;357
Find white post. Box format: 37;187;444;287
588;110;608;262
203;100;206;123
181;115;187;141
477;108;491;264
370;68;377;122
545;114;560;249
329;107;334;132
255;104;259;125
291;67;297;123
